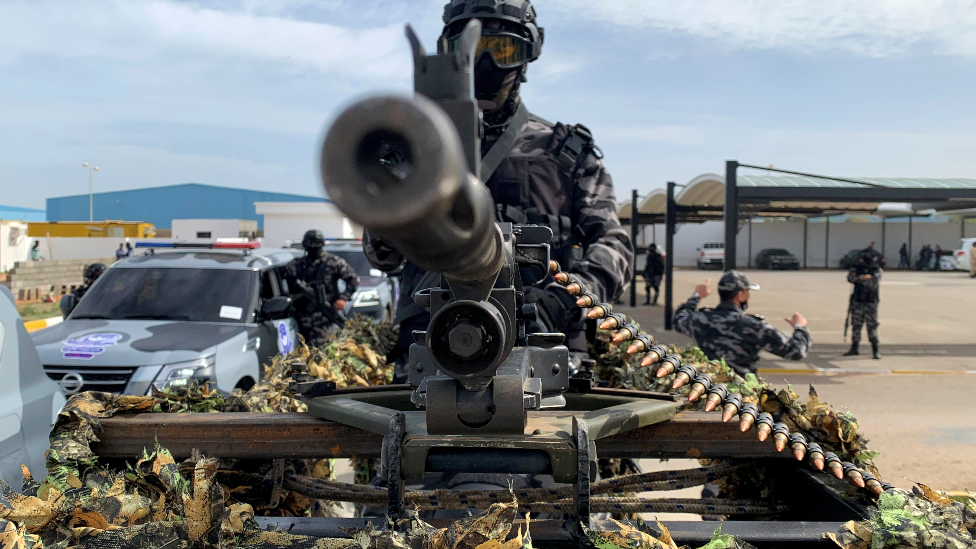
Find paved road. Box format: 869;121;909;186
618;269;976;491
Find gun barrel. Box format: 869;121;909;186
319;94;502;284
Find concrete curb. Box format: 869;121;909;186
24;316;63;333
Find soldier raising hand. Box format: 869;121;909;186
673;270;811;376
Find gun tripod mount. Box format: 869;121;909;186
307;20;681;531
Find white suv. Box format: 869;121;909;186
954;238;976;271
697;242;725;270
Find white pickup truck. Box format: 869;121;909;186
696;242;725;270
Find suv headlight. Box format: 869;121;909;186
353;290;380;308
150;355;216;393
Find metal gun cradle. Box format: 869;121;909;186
308;20;681;529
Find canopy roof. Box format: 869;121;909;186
620;174;976;221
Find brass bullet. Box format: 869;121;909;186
824;453;844;479
672;364;699;390
788;433;807;462
577;292;598;308
738;403;759;432
844;466;865;489
756;413;774;442
549;260;560;273
566;282;583;296
704;383;728;412
641;345;669;368
807;443;825;471
653;354;679;376
599;313;626;331
587;304;612;319
554;272;569;285
772;423;791;452
627;334;653;355
721;393;742;423
862;473;883;496
613;323;639;343
686;374;712;402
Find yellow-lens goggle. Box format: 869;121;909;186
448;32;534;69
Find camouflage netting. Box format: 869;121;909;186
1;318;973;547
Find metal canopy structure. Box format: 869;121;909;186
619;162;976;330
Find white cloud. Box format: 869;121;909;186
0;0;412;83
549;0;976;57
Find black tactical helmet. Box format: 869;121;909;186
302;229;325;250
84;263;107;283
442;0;544;66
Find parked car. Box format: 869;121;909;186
32;243;301;397
755;248;800;270
289;239;397;321
953;238;976;271
696;242;724;269
0;286;66;486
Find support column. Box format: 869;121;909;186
881;218;887;257
665;182;677;331
724;160;739;270
825;216;831;269
630;189;639;308
803;218;809;269
747;217;753;269
908;217;914;267
962;216;967;239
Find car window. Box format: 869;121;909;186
71;268;255;323
325;250;372;277
259;269;278;300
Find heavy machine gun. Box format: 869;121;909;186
305;20;680;530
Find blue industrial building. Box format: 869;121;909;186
46;183;327;229
0;205;46;222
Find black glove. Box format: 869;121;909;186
523;286;581;332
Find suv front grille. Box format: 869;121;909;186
44;365;137;394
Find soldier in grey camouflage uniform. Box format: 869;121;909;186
844;249;883;359
673;271;811;376
285;230;359;347
366;0;633;381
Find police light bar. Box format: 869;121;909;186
134;241;260;250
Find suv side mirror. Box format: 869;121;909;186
261;296;291;319
60;294;78;319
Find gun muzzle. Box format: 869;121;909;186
320;94;503;286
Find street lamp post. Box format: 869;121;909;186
82;163;100;222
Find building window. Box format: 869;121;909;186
197;232;212;238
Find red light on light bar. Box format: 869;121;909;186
213;242;261;249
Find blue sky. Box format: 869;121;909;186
2;0;975;209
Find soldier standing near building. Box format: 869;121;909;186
60;263;107;318
844;249;883;359
673;271;811;376
365;0;633;380
286;230;359;347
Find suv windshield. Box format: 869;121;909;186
327;250;373;277
71;268;254;323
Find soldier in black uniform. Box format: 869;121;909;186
643;244;665;306
844;249;883;359
673;271;811;376
285;230;359;347
60;263;107;318
365;0;633;381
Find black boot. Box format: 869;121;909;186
871;341;881;360
843;342;859;356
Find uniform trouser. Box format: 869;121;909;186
644;276;662;304
849;302;879;344
298;311;337;348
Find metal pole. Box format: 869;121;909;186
825;216;831;269
803;218;808;269
665;182;677;331
881;218;886;257
747;217;753;269
962;216;966;239
630;189;639;308
89;168;93;222
908;217;914;268
724;160;739;270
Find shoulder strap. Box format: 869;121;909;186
480;102;530;183
553;124;598;175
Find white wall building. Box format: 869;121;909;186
255;202;358;249
172;219;258;240
1;221;31;272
